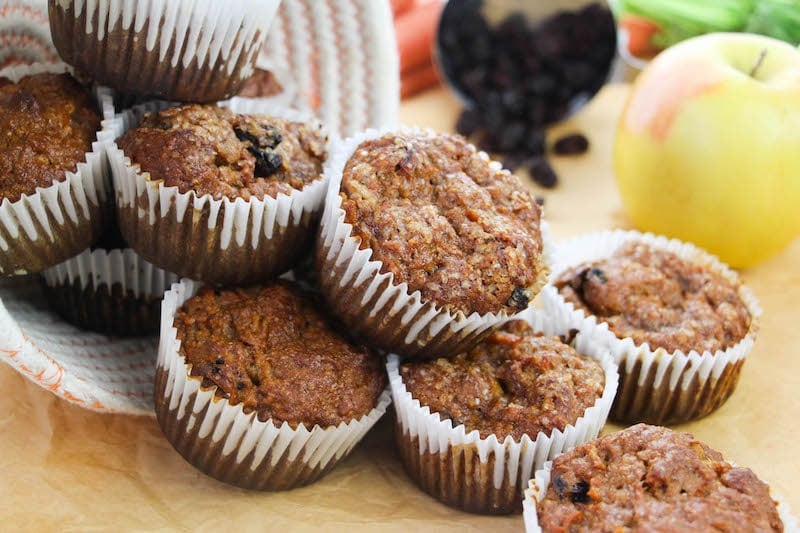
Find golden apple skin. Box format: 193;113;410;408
614;32;800;268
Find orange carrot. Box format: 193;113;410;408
401;58;441;98
619;13;662;59
395;0;444;75
390;0;415;17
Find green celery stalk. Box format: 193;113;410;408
621;0;756;48
746;0;800;45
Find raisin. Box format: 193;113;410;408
588;267;607;284
507;287;529;310
527;157;558;188
553;133;590;155
234;127;259;145
569;481;591;503
248;146;283;177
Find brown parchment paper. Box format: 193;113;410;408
1;85;798;530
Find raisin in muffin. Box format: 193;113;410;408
155;279;390;491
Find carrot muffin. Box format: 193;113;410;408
542;230;760;425
109;103;328;285
388;318;617;514
316;128;550;359
400;321;604;441
341;133;544;316
117;104;325;202
48;0;281;102
0;72;100;202
0;69;107;275
173;282;386;427
155;279;390;490
41;219;178;337
554;241;751;354
530;424;784;532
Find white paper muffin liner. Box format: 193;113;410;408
41;246;179;336
523;458;800;532
155;278;392;490
103;99;329;285
316;126;552;360
387;306;618;514
0;61;112;276
47;0;281;102
540;229;761;425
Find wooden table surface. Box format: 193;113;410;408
2;84;798;531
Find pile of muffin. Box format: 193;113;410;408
0;1;790;530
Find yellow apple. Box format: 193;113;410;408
614;32;800;268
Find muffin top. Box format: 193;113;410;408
554;241;751;354
399;320;604;441
536;424;783;532
340;132;545;317
117;104;326;201
173;281;386;428
0;72;101;203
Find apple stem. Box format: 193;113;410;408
749;48;768;78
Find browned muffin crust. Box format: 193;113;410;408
173;281;386;428
399;320;604;441
536;424;783;532
117;104;326;201
554;241;751;354
340;133;544;316
0;72;100;203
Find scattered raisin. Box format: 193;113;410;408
553;133;590;155
527;157;558;188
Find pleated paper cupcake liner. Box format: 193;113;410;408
315;126;552;360
387;307;618;514
41;247;179;337
103;99;328;285
0;61;112;275
47;0;281;102
540;229;762;425
155;278;392;491
523;460;800;532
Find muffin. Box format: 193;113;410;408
316;127;551;359
524;424;789;532
542;230;760;425
106;101;328;285
155;278;391;490
48;0;282;102
0;64;110;275
41;218;179;337
387;312;618;514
